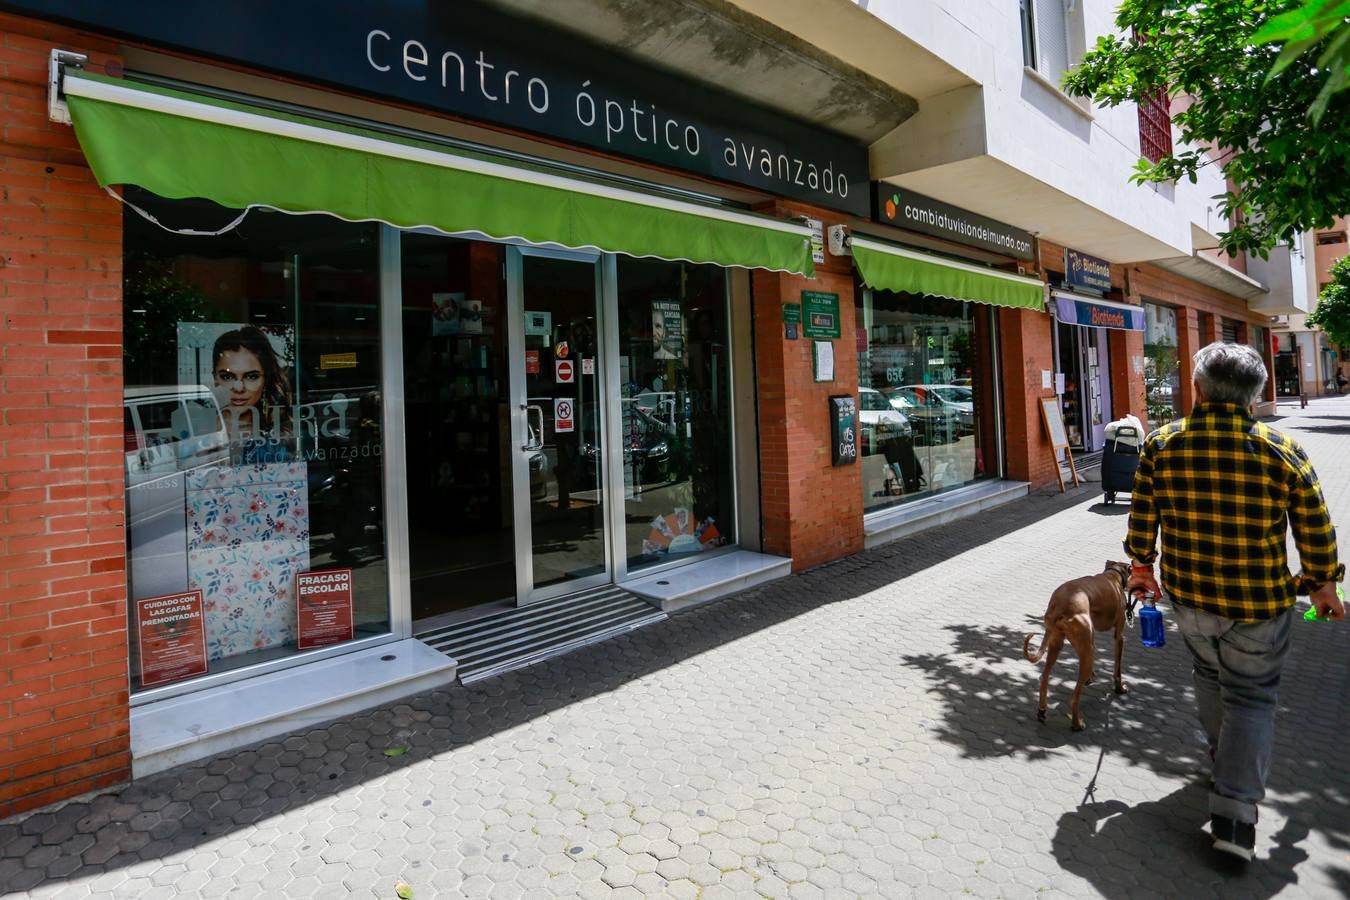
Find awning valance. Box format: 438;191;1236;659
63;73;814;275
1051;293;1144;331
851;236;1044;310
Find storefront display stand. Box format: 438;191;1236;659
130;640;456;778
863;480;1030;551
621;550;792;615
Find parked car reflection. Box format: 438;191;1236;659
884;386;956;445
909;383;974;436
858;387;912;453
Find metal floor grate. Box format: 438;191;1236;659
418;586;666;684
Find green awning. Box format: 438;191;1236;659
852;236;1044;310
63;73;814;275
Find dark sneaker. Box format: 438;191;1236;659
1211;815;1255;861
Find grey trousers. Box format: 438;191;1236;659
1171;602;1294;825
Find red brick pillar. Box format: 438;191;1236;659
998;308;1057;488
753;205;862;571
1108;329;1147;423
1201;313;1221;345
1177;307;1200;413
0;16;130;817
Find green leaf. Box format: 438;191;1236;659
394;878;414;899
383;747;408;757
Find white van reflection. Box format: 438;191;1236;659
123;386;231;599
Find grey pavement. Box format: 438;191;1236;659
3;394;1348;899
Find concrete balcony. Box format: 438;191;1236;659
1245;241;1312;316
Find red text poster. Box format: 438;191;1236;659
296;568;354;650
136;590;208;688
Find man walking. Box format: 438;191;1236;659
1125;342;1344;861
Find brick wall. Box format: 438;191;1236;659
1107;328;1147;423
998;307;1059;487
0;15;130;817
753;203;863;571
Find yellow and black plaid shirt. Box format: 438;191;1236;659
1125;402;1343;621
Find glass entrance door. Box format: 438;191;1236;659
508;248;611;604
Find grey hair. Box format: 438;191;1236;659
1192;341;1267;406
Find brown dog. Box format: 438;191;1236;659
1023;561;1131;731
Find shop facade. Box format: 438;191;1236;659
0;3;884;815
1047;248;1142;451
3;3;1245;817
852;185;1044;531
1126;262;1278;422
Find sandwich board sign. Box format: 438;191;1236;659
1039;397;1080;492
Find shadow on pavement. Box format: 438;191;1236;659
1085;501;1130;517
900;621;1208;777
901;605;1349;894
0;482;1108;892
1051;783;1311;900
1290;423;1350;435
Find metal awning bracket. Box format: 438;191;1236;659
48;49;88;124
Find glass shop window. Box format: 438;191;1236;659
855;290;996;513
615;258;735;569
122;188;389;693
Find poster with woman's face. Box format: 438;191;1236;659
177;322;296;448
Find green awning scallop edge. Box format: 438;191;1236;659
63;73;814;276
852;237;1044;310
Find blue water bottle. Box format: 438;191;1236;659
1138;598;1165;648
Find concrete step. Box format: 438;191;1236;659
621;550;793;614
864;480;1030;549
130;639;457;778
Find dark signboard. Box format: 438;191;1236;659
782;302;801;340
13;0;870;214
296;568;355;650
135;590;208;688
801;291;841;339
1064;248;1113;293
1053;294;1143;331
829;395;858;466
875;182;1035;260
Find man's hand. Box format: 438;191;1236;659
1128;562;1160;599
1309;582;1346;620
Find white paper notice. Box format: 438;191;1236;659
1042;369;1052;390
1054;373;1066;395
814;341;835;382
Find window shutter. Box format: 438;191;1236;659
1034;0;1071;79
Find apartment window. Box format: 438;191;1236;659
1019;0;1037;69
1137;88;1173;163
1316;231;1347;246
1023;0;1072;80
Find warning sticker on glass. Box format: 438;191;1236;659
555;398;575;433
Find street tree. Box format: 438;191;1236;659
1062;0;1350;256
1307;256;1350;349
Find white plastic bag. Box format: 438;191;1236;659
1104;414;1145;447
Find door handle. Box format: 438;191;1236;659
522;404;544;451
